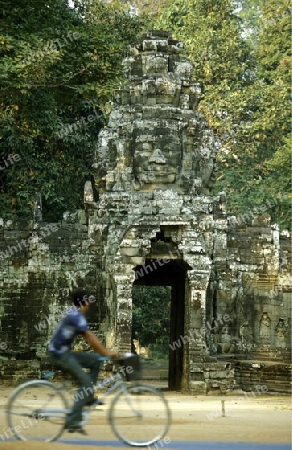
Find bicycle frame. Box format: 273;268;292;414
97;374;142;413
39;366;135;424
7;355;171;445
82;371;138;424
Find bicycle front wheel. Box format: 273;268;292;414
7;380;69;441
109;383;171;447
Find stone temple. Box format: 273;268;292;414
0;31;291;393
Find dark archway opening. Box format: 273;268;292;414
133;259;188;391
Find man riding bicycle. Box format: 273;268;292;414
48;289;118;432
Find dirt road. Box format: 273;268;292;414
0;387;291;450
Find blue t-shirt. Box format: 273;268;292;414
48;307;88;356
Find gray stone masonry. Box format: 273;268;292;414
0;31;291;393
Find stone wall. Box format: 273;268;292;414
206;215;291;361
0;31;291;393
0;212;290;391
0;213;113;384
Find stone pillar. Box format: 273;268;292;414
115;275;133;353
188;275;208;359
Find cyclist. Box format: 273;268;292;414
48;289;118;432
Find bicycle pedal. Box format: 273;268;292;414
68;427;87;435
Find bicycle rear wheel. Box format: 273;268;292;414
109;383;171;447
7;380;69;441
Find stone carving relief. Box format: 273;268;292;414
132;130;182;190
275;318;288;348
259;312;271;343
92;31;216;195
238;321;253;352
217;326;234;354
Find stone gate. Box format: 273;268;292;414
86;30;291;392
0;31;291;393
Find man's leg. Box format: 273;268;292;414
73;352;101;387
72;352;101;406
50;351;100;426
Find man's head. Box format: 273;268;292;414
72;289;90;308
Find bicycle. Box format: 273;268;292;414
6;353;171;447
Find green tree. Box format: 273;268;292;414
0;0;146;220
252;0;291;227
154;0;291;229
216;0;291;227
155;0;254;131
132;285;171;358
235;0;261;41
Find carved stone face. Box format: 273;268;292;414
132;133;182;190
276;318;285;328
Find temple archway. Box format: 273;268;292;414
133;259;189;390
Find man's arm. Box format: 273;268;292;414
82;329;117;356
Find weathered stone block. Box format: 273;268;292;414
189;381;207;394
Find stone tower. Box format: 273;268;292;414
90;30;225;390
0;31;290;393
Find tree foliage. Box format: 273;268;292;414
0;0;146;220
155;0;254;131
219;0;291;228
132;286;171;356
154;0;291;229
0;0;290;228
243;0;291;227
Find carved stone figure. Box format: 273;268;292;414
34;193;42;222
92;31;216;195
132;135;182;190
238;321;253;352
84;180;94;203
217;326;234;354
275;318;288;348
259;312;271;342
